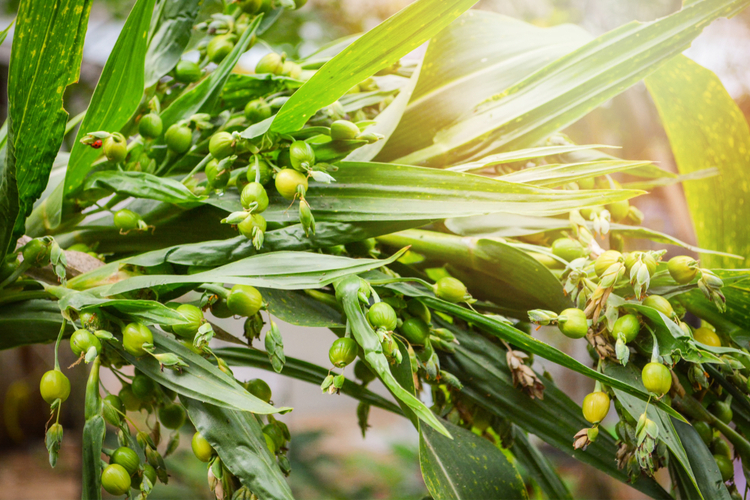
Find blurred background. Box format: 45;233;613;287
0;0;749;498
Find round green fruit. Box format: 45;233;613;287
119;385;141;412
624;251;657;276
330;120;360;141
111;447;140;476
668;255;699;284
712;437;732;459
255;52;284;75
208;131;235;160
642;295;674;317
207;35;235;63
407;299;431;323
114;209;141;232
694;327;721;347
132;463;157;490
40;369;71;404
174;60;202;83
281;61;302;79
275;168;308;199
172;304;203;338
714;454;734;482
122;323;153;357
238;213;266;239
612;314;640;343
244;98;272;123
245;378;272;403
353;360;375;384
401;317;430;345
227;285;263;317
289;140;315;171
70;328;102;357
22;239;50;266
606;200;629;222
642;362;672;396
103;394;124;426
205;159;230;189
595;250;623;277
165;124;193;153
102;464;132;496
557;308;588;339
435;276;468;303
263;424;285;450
582;391;610;424
241;182;269;212
551;238;586;262
159;403;186;430
329;337;358;368
131;374;156;401
711;400;733;424
247;158;273;185
138;113;163;139
693;421;713;447
192;432;214;462
103;134;128;163
367;302;398;331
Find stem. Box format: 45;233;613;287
199;283;230;299
181;154;213;183
0;290;51;307
154;150;175;177
0;261;31;289
53;321;66;371
367;276;434;290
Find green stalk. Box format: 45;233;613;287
53;321;66;371
0;290;51;306
181;153;213;183
674;395;750;458
199;283;229;299
0;261;31;289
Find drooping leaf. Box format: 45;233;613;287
420;419;528;500
261;288;343;327
444;213;743;259
672;418;733;500
184;398;295;500
335;275;450;437
159;15;262;131
645;55;750;269
144;0;204;87
1;0;92;261
378;11;592;162
84;170;204;205
394;0;750;167
437;319;671;499
0;300;73;350
105;249;406;296
114;329;291;414
81;415;105;500
446;144;618;173
63;0;156;199
215;347;401;414
377;229;572;316
267;0;479;135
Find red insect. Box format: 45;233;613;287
91;139;103;149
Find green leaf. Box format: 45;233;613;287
420;419;528;500
220;73;301;110
261;288;343;327
335;275;450;437
444;213;743;259
63;0;156;198
266;0;479;135
183;398;294;500
672;417;733;500
215;347;401;414
159;15;262;131
377;229;572;316
84;170;204;205
512;429;573;500
114;330;291;414
144;0;203;87
604;363;702;497
438;320;671;499
498;160;654;188
446;145;617;173
81;415;105;500
258;161;642;223
1;0;92;260
395;0;750;166
105;249;407;296
345;59;424;162
645;55;750;269
378;11;592;162
0;300;73;350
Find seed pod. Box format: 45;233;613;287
238;213;267;249
642;295;674;317
244;98;272;123
582;391;610;423
400;317;430;345
208;131;235;159
275;168;308;199
138;113;163;139
159;403;186;430
174;60;202;83
642;362;672;396
70;328;102;358
299;199;315;236
191;432;214;462
551;238;586;262
694;326;721;347
281;60;302;79
330;120;360;141
668;255;699;284
172;304;203;338
329;338;358;368
40;369;71;404
406;299;431;323
245;378;272;402
353;360;375;385
111;446;140;476
122;323;153;357
205;159;230;189
165;124;193;153
103;133;128;163
612;314;640;343
247;157;274;185
606;199;630;222
595;250;623;277
435;276;468;303
714;454;734;481
711;400;733;424
241;182;269;212
557;308;588;339
227;285;263;317
693;421;713;447
255;52;284;75
289;140;315;172
102;464;132;495
367;302;398;331
207;34;235;63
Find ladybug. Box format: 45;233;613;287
92;139;103;149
